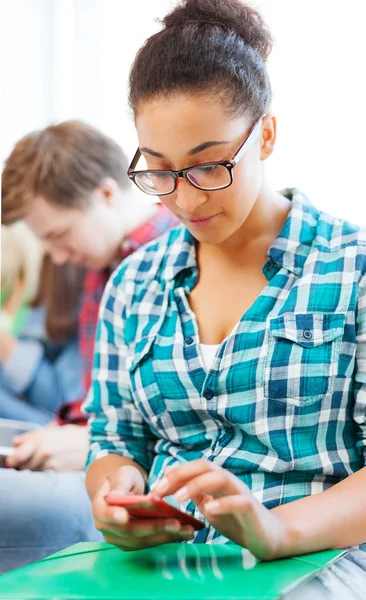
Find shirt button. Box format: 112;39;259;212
303;330;313;340
185;336;194;345
204;390;214;400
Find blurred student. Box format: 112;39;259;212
0;120;178;572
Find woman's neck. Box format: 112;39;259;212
199;186;291;266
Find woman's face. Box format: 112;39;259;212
135;94;274;245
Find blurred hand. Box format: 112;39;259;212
0;329;17;363
5;423;88;471
92;465;195;551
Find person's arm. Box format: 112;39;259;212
83;269;193;549
271;467;366;555
83;267;157;499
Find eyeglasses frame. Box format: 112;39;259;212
127;114;266;197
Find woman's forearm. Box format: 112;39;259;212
86;454;148;500
273;466;366;556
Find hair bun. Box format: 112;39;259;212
162;0;273;62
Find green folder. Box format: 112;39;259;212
0;542;345;600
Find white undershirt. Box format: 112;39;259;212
200;344;220;371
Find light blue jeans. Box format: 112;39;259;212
0;469;103;573
0;338;83;425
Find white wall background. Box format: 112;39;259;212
1;0;366;221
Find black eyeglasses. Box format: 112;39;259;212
127;115;265;197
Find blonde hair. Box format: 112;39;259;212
1;223;43;302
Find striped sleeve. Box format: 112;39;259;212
83;270;157;472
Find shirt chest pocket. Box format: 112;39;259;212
264;312;345;406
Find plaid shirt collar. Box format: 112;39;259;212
162;188;320;283
267;188;320;276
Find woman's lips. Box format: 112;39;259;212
187;214;220;228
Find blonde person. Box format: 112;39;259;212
85;1;366;595
0;224;84;423
1;222;42;333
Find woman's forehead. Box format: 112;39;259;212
135;94;249;156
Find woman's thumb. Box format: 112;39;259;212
106;465;137;496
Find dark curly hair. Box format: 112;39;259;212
129;0;273;121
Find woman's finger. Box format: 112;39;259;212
203;494;256;517
94;503;129;526
19;447;51;471
6;441;36;469
97;517;182;539
92;476;133;526
153;459;220;497
102;529;194;551
195;493;214;512
173;471;247;503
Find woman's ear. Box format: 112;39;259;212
260;114;276;161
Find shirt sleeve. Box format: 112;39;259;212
82;271;157;473
353;276;366;464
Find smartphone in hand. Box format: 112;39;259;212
105;494;205;530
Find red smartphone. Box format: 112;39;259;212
104;494;205;530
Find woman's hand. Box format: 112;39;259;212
92;465;195;551
152;459;289;560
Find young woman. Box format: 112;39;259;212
85;0;366;566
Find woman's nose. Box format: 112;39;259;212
174;178;208;214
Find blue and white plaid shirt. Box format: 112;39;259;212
84;189;366;544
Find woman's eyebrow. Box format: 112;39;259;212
187;140;229;155
140;140;230;159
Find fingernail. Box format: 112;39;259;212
204;500;220;513
106;491;120;498
164;520;180;533
180;529;195;540
107;489;128;497
175;486;189;502
112;509;128;523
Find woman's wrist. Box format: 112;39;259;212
270;503;314;559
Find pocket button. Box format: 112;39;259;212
302;330;313;340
